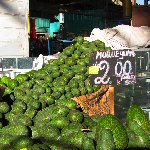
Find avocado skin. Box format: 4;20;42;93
96;114;128;149
126;105;150;132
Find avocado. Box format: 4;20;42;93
50;116;69;129
127;120;150;148
13;136;33;150
65;92;73;99
14;74;29;84
39;94;54;106
0;122;2;129
1;125;29;136
52;91;62;99
65;57;76;66
24;108;36;119
0;102;10;114
11;101;27;114
10;114;32;126
96;129;116;150
83;114;97;128
7;79;19;89
3;87;12;95
126;105;150;132
96;114;128;149
63;46;75;56
81;136;95;150
69;132;85;149
1;76;11;86
0;134;14;147
28;99;41;110
28;143;50;150
0;36;115;148
31;124;60;140
61;122;83;137
67;110;83;123
71;88;80;97
55;98;77;110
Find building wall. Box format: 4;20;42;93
0;0;29;57
132;6;150;27
64;9;105;37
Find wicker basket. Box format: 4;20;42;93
72;85;114;117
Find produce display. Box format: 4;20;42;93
0;36;150;150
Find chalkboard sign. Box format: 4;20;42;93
89;50;136;85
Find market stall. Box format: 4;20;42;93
0;0;150;149
0;35;150;149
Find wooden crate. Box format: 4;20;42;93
72;85;114;117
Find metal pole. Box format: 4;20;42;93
48;39;50;56
147;51;150;107
1;58;3;72
138;56;144;70
147;51;150;72
138;56;144;76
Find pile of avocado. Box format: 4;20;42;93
0;36;149;150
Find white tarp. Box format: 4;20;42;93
32;53;59;70
89;25;150;50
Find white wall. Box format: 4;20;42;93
0;0;29;57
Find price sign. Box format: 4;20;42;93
89;49;136;85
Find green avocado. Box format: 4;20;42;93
13;136;33;150
63;46;75;56
96;129;116;150
72;53;80;60
75;36;84;44
24;108;36;119
51;71;61;79
65;92;73;99
3;87;12;95
55;98;77;110
81;136;95;150
14;74;29;84
61;122;83;137
1;76;11;86
71;88;80;97
11;101;27;114
83;114;97;128
127;120;150;148
96;114;128;149
0;102;10;114
52;91;62;99
50;116;69;129
126;105;150;132
67;110;83;123
10;114;32;126
7;79;19;89
50;105;70;119
27;144;50;150
65;57;76;66
69;131;85;149
0;122;2;129
0;134;14;147
1;125;29;136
